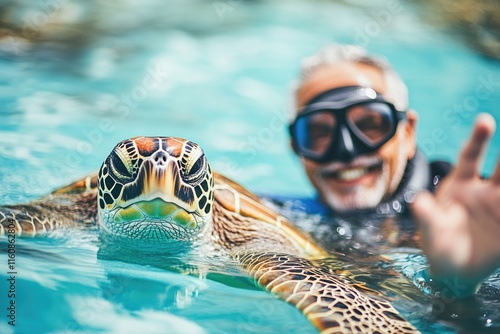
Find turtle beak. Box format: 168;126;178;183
112;198;199;230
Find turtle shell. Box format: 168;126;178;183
212;172;328;259
51;172;99;195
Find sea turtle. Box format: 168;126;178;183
0;136;420;333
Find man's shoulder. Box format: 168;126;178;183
407;150;453;192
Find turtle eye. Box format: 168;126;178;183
109;150;134;181
184;154;206;183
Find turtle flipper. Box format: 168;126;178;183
237;252;420;334
0;192;98;237
0;205;61;236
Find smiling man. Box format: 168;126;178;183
288;43;500;296
289;44;432;214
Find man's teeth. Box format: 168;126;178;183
336;167;368;181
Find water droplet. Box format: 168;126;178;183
392;200;401;213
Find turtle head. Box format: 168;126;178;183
97;137;214;246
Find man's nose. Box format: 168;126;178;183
332;125;357;162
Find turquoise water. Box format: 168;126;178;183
0;0;500;333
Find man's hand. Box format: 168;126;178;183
412;113;500;291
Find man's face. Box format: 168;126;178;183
294;63;416;212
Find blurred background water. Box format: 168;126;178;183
0;0;499;333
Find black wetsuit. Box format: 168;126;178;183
372;150;452;216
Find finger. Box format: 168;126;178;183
492;152;500;185
455;113;496;180
411;191;441;255
411;191;439;227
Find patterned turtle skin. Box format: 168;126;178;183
0;137;420;334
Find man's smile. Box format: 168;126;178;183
319;160;383;185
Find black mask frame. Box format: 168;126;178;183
289;86;406;163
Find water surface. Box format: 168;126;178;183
1;0;499;333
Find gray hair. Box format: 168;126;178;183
291;44;409;114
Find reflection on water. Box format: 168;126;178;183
0;233;315;334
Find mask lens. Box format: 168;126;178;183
347;102;395;146
293;111;336;158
